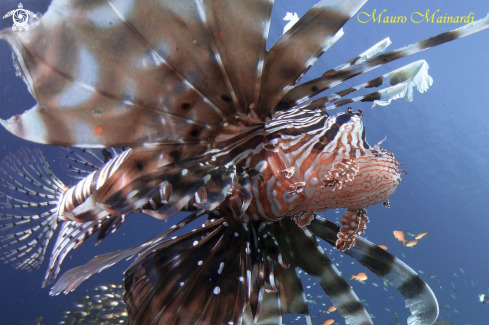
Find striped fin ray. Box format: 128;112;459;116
329;37;392;72
276;217;373;325
256;0;367;119
59;146;125;179
307;215;439;325
298;60;432;111
257;265;312;325
0;148;66;271
43;214;125;287
0;0;251;147
124;218;249;325
50;210;206;295
278;14;489;111
247;222;305;323
196;0;275;117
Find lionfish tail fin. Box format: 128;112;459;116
308;216;438;325
0;148;66;271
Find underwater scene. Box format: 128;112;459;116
0;0;488;324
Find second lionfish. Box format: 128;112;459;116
0;0;488;324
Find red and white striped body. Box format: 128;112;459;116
242;110;403;221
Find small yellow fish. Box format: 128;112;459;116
323;319;335;325
378;244;388;250
429;274;436;279
406;240;418;247
415;232;429;240
350;272;368;283
406;231;415;236
326;305;337;313
393;230;406;246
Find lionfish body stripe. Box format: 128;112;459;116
0;0;486;324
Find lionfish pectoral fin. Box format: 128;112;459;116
124;217;250;325
0;1;237;147
308;216;439;325
275;218;373;325
0;148;66;272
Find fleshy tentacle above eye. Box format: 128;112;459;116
308;215;439;325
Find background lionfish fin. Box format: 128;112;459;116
198;0;274;116
278;218;373;325
308;216;439;325
124;219;249;325
50;210;205;295
0;0;252;147
59;147;124;179
280;14;489;110
0;148;65;271
256;0;367;118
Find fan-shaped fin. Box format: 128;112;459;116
0;148;66;271
0;0;255;147
275;218;373;325
278;14;489;111
59;146;125;179
256;0;367;119
307;216;439;325
50;210;206;295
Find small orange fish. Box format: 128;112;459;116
406;240;418;247
350;272;368;283
393;230;406;246
327;305;337;313
378;244;388;250
415;231;429;240
323;319;335;325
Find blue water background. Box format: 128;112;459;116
0;0;488;324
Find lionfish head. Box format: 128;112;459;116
301;109;404;211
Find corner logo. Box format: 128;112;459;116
3;3;38;32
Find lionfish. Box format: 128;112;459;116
0;0;488;324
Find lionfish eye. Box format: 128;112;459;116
335;114;352;126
